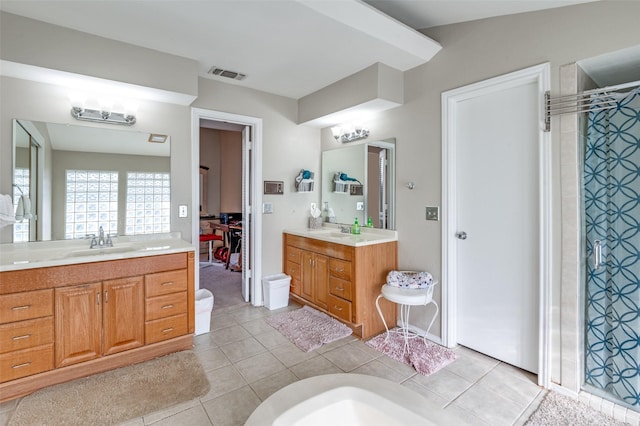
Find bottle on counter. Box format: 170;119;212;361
351;217;361;235
367;216;373;227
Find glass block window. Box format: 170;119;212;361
125;172;171;235
65;170;118;239
13;168;29;243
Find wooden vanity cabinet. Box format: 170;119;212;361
144;269;189;344
0;251;195;403
300;251;329;309
0;289;54;383
55;277;144;368
283;233;397;339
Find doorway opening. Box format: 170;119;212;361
191;108;263;309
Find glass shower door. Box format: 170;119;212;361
584;87;640;409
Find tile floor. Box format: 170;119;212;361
1;302;546;426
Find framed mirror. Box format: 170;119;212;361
321;138;395;229
10;119;171;243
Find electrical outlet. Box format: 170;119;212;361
356;202;364;211
178;205;188;218
425;206;440;221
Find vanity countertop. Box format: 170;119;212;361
284;225;397;247
0;232;194;272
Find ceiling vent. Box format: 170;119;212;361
208;66;247;81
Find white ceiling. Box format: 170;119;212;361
0;0;597;100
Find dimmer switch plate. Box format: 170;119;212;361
426;206;440;221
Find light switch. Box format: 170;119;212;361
356;202;364;211
263;202;273;214
178;205;188;218
425;206;440;221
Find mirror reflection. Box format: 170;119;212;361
321;138;395;229
11;119;171;243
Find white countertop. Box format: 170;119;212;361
284;224;397;247
0;232;195;272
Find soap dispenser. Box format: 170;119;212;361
351;217;361;235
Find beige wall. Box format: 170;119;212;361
219;131;242;213
199;128;243;216
199;128;221;217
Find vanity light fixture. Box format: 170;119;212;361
331;124;369;143
148;134;168;143
71;106;136;126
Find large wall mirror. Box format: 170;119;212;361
10;119;171;243
321;138;395;229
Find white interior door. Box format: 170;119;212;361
241;126;251;302
443;65;550;374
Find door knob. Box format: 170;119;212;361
456;231;467;240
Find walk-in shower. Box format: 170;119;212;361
583;85;640;409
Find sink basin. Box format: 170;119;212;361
65;245;137;258
328;232;354;239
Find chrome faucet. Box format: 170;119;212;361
339;225;351;234
89;226;114;248
98;226;105;246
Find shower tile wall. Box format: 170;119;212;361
559;63;581;392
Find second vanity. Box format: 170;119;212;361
283;226;398;339
0;233;195;402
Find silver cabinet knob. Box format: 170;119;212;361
456;231;467;240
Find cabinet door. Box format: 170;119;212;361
103;277;145;356
55;283;102;368
313;254;329;309
301;250;314;300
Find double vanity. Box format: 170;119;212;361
283;226;398;339
0;233;195;402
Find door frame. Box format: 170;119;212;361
441;63;551;386
191;108;263;306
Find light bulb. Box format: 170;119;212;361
331;127;342;140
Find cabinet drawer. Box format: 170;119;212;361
145;270;188;298
0;317;54;354
328;294;353;323
329;259;352;281
145;292;187;321
286;261;301;281
329;277;353;302
145;313;188;344
286;246;302;264
0;289;53;324
0;343;54;383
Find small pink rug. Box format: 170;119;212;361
266;306;353;352
366;329;457;376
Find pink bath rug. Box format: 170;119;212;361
265;305;353;352
366;329;457;376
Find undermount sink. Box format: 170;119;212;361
327;232;354;239
65;245;137;258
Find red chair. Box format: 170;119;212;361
200;233;223;264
